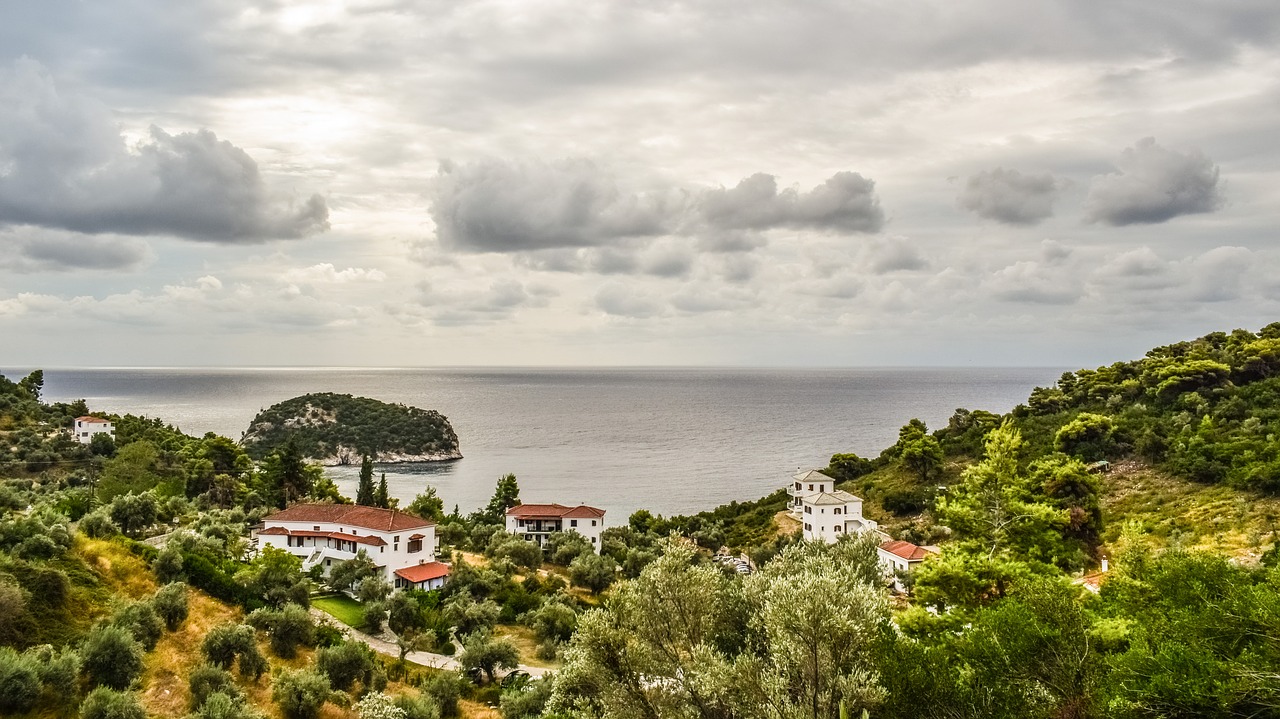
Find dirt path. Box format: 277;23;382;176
309;608;551;678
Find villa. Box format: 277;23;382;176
74;416;114;444
255;503;450;590
787;469;882;543
505;503;606;550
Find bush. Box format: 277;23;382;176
395;692;442;719
544;532;593;566
113;601;164;651
356;691;407;719
152;582;190;631
316;640;376;692
32;645;81;702
362;600;388;634
271;669;331;719
0;647;41;714
80;624;144;690
192;691;265;719
79;687;145;719
569;552;617;594
247;603;315;658
420;671;465;718
190;663;242;710
526;601;576;644
201;623;268;679
153;544;185;583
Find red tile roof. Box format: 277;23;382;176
75;416;110;423
394;562;451;583
264;504;434;532
879;540;939;562
506;503;606;519
259;526;386;546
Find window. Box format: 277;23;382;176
394;535;400;542
821;508;825;514
592;520;597;526
591;536;597;543
833;507;841;515
325;559;331;566
525;534;533;541
834;526;842;533
517;519;525;527
808;484;814;491
313;526;321;531
408;539;422;553
804;523;811;531
804;505;812;514
570;519;578;527
795;482;801;490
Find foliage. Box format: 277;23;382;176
80;624;144;690
189;663;242;710
316;639;377;692
272;669;331;719
544;531;594;566
246;603;315;658
420;671;466;719
112;600;164;651
357;455;376;506
201;623;269;679
237;545;309;608
458;630;520;684
0;646;40;714
79;687;146;719
327;549;379;593
568;552;616;594
472;474;520;525
406;487;446;522
357;691;408;719
152;581;190;631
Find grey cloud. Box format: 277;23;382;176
413;279;551;326
430;159;883;260
1085;138;1224;225
987;261;1081;305
1188;246;1251;302
431;159;673;253
595;283;662;318
958;168;1060;225
866;238;928;274
699;172;883;234
0;60;328;243
1040;240;1072;265
2;230;150;272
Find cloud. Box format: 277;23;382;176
595;283;663;318
404;279;554;326
280;263;387;285
697;172;883;233
864;237;928;274
1;229;151;272
986;260;1081;305
0;59;329;243
431;158;673;253
1084;138;1224;225
428;159;883;256
957;168;1060;225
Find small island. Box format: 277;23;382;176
241;392;461;464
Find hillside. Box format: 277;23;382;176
241;393;461;465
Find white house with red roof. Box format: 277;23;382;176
505;503;606;551
255;503;450;591
877;539;939;574
73;416;114;444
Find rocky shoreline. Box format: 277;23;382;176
320;447;463;466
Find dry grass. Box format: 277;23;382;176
138;589;243;717
773;510;800;536
75;536;158;599
493;624;559;670
1100;460;1280;562
460;699;502;719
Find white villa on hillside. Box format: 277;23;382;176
787;469;884;543
877;539;940;591
74;416;114;444
505;503;606;550
255;504;450;590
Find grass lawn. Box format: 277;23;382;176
313;593;365;628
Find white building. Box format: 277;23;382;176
255;504;449;590
74;416;114;444
877;539;939;591
505;503;606;550
798;490;881;543
787;469;835;518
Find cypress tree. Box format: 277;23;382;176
356;456;375;506
375;473;390;509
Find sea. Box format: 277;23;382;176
26;367;1066;520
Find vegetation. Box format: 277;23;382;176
241;392;460;464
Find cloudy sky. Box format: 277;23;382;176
2;1;1279;367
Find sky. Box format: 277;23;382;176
2;0;1279;368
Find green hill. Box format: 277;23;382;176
241;392;461;464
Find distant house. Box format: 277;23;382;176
877;539;939;575
505;503;606;550
787;469;883;543
74;416;114;444
255;503;448;589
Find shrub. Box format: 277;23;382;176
420;671;465;718
544;532;593;566
272;669;331;719
189;663;241;710
356;691;407;719
80;624;144;690
79;687;145;719
362;600;388;634
0;646;41;714
201;623;268;679
394;692;441;719
152;582;190;631
32;645;81;702
316;640;376;692
525;601;576;644
113;601;164;651
246;603;315;659
80;511;120;539
153;544;185;583
569;552;617;594
192;691;265;719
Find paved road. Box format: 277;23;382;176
309;608;551;678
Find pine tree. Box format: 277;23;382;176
356;455;375;506
375;473;390;509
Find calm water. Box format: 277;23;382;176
25;367;1064;518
